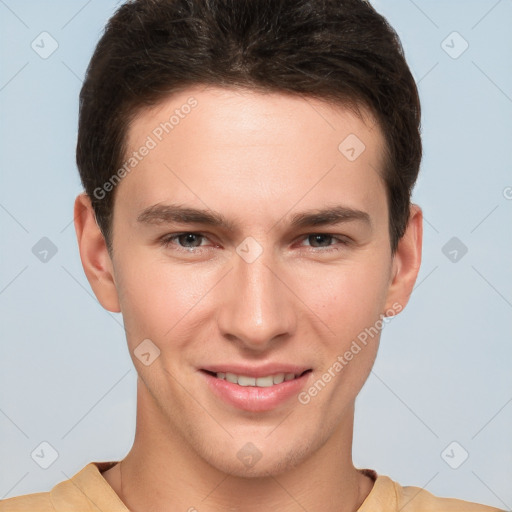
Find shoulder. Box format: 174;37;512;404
0;492;54;512
394;475;505;511
358;470;506;512
398;481;506;511
0;461;121;512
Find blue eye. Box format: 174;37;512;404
161;232;208;250
300;233;351;253
305;234;336;248
159;232;350;254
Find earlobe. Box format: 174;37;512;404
73;193;121;313
384;203;423;315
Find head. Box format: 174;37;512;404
74;0;422;477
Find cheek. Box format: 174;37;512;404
114;250;215;346
296;262;389;409
291;257;390;344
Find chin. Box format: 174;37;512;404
201;435;317;479
213;452;302;479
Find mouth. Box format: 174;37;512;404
200;368;313;412
201;369;312;387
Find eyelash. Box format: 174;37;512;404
158;232;351;254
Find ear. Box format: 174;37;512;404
383;203;423;315
73;193;121;313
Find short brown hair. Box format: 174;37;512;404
76;0;421;254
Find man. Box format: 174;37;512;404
0;0;505;510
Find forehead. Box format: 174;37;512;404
126;86;384;155
118;86;387;229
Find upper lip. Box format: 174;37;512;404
200;364;311;378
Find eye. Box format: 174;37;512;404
158;232;351;255
160;232;210;251
298;233;351;252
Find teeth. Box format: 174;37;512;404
255;376;274;387
238;375;256;386
273;373;285;384
215;372;300;387
225;372;238;384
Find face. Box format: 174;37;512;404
78;86;419;477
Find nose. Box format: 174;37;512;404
216;247;297;352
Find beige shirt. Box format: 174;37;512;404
0;461;505;511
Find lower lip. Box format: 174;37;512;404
201;371;311;412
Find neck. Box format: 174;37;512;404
103;380;374;512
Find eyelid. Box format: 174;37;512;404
159;232;213;249
294;233;352;249
159;231;352;253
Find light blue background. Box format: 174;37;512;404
1;0;511;508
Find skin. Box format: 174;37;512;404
74;86;422;512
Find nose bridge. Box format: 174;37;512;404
217;245;295;349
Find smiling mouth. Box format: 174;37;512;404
202;369;312;387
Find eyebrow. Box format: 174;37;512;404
136;203;371;231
